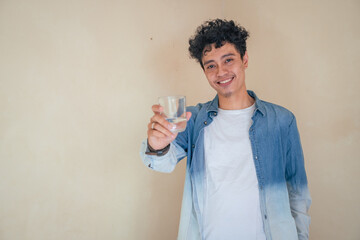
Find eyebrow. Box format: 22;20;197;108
203;53;236;66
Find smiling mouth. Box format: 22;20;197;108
217;77;234;85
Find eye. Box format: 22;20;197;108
206;64;215;69
225;58;233;63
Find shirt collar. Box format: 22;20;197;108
206;90;266;116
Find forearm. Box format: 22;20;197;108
287;183;311;240
140;139;187;173
286;115;311;239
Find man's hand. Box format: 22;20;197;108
147;104;191;150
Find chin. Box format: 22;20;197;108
223;92;232;98
218;91;232;98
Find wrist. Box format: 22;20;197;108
145;140;170;156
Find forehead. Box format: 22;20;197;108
202;42;239;59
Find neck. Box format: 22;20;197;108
218;89;255;110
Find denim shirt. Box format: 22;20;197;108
140;90;311;240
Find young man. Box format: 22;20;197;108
140;19;311;240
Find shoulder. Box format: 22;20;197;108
260;99;296;126
180;99;213;139
186;99;214;119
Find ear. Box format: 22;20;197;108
243;51;249;68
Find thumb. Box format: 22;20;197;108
186;112;192;121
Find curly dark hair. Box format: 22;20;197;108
188;19;249;69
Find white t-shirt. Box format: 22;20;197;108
203;104;266;240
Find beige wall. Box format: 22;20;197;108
0;0;359;239
225;1;360;239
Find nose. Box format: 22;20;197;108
216;64;228;77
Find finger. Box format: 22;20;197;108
147;121;153;131
152;104;163;114
148;120;175;138
151;114;174;131
147;129;167;139
153;122;176;138
186;112;192;121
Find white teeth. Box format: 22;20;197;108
219;78;232;84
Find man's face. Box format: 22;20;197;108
201;42;248;99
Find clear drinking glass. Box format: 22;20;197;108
158;95;187;133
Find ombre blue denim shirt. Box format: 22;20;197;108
140;90;311;240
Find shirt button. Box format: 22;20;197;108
204;121;207;125
255;156;258;160
214;112;217;116
192;144;195;148
264;214;267;219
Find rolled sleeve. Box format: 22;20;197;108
140;139;187;173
